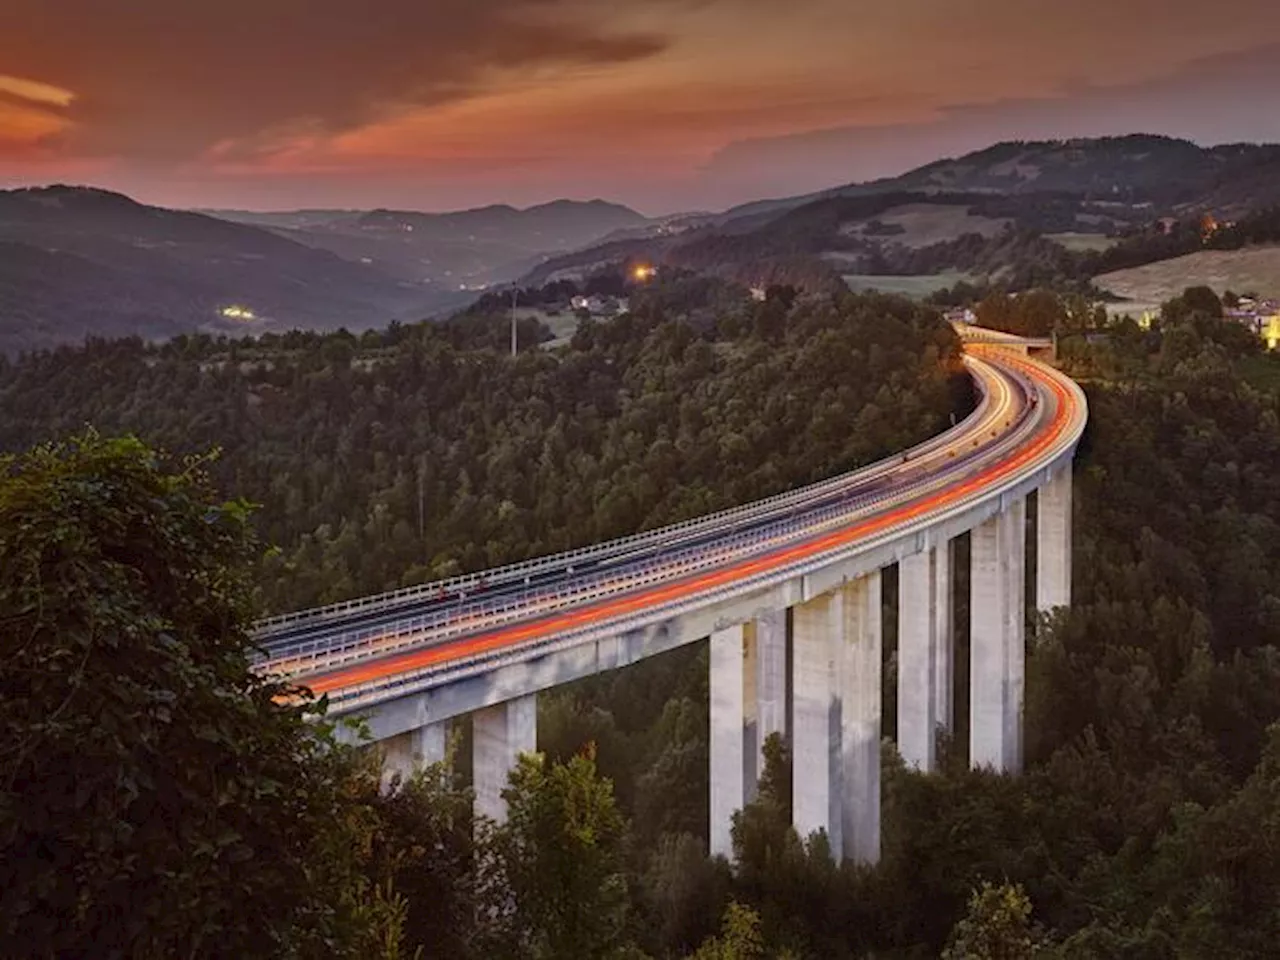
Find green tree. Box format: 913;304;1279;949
942;882;1054;960
483;746;635;959
0;433;387;959
369;743;477;958
687;902;769;960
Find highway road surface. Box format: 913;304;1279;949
256;341;1083;713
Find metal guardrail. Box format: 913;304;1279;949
316;351;1085;713
261;352;1040;685
254;355;996;639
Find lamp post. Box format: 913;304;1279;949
510;288;518;358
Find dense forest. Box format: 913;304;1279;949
0;277;964;613
7;278;1280;957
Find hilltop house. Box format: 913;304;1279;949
1226;298;1280;348
571;294;629;317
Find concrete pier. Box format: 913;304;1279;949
790;574;882;863
473;694;537;823
743;609;787;800
898;550;938;771
709;624;746;858
792;591;840;846
381;721;448;790
970;502;1025;772
1036;467;1073;615
1004;498;1027;772
840;572;882;865
933;541;954;737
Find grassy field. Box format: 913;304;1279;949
842;271;977;299
1046;232;1116;253
1096;245;1280;303
851;203;1009;248
511;306;582;349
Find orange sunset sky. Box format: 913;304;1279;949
3;0;1280;214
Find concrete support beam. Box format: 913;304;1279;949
933;540;955;737
970;502;1026;773
792;591;839;847
1036;466;1073;615
743;609;787;800
791;574;882;864
473;694;537;823
1005;498;1027;773
840;572;882;865
898;551;937;771
709;624;746;859
380;721;448;790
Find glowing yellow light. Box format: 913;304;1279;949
220;305;256;321
632;264;655;282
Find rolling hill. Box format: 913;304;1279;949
717;135;1280;224
1096;246;1280;304
0;186;471;355
519;136;1280;299
207;199;650;288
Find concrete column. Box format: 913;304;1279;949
473;694;537;823
1036;466;1073;615
969;503;1026;772
381;721;449;790
840;572;882;865
792;591;841;848
1005;498;1027;773
933;540;955;737
898;551;938;771
743;621;759;800
791;574;882;864
710;624;746;859
744;609;787;800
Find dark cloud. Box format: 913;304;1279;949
0;0;666;158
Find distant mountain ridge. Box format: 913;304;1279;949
7;135;1280;355
519;135;1280;294
718;135;1280;223
207;198;649;288
0;185;467;355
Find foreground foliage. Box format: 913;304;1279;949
0;435;397;958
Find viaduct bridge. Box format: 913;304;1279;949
255;325;1087;864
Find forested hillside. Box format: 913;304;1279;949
0;278;965;613
7;278;1280;956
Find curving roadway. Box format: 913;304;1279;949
256;338;1087;719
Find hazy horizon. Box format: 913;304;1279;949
9;126;1277;222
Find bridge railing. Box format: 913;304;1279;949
314;358;1085;711
261;365;1040;680
253;354;994;639
300;385;1056;708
